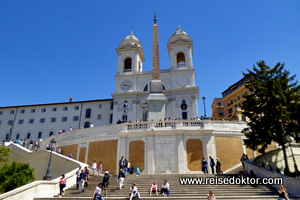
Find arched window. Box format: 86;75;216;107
162;85;166;90
5;134;9;140
177;52;186;67
16;133;20;140
124;57;132;72
85;109;91;118
38;132;42;139
26;132;31;139
84;122;90;128
49;131;54;137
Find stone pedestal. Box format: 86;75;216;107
147;92;167;121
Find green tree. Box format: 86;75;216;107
0;146;11;166
0;162;35;193
242;61;300;175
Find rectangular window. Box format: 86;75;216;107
8;120;13;125
62;117;68;122
63;107;68;111
20;109;25;113
218;110;224;116
52;107;57;112
0;111;2;115
182;112;188;120
217;102;222;107
50;117;56;122
29;119;34;124
99;104;102;109
74;106;79;110
110;102;114;110
109;114;113;124
31;109;35;113
10;110;15;114
97;114;102;120
18;119;24;124
41;108;46;112
40;118;45;123
0;121;2;125
73;116;79;121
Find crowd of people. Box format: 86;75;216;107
10;138;41;151
202;156;223;174
117;116;207;124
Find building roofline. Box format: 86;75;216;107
222;76;249;97
0;98;113;109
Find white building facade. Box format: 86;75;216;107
0;26;199;142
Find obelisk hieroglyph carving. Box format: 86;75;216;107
147;13;167;121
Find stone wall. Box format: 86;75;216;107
129;140;145;172
87;140;118;174
186;139;203;171
215;136;243;171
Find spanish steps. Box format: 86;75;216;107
34;173;297;200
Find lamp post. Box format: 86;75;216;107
8;126;13;142
202;96;207;118
43;138;56;180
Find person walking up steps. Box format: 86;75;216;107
118;169;125;190
98;161;103;176
102;171;110;197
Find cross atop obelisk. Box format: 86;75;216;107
151;12;163;93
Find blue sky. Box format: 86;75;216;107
0;0;299;117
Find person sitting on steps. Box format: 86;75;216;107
149;181;158;196
160;180;170;196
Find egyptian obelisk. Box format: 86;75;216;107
147;13;167;121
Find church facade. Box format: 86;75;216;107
1;18;249;175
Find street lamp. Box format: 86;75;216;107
43;138;56;180
8;126;13;142
202;96;207;119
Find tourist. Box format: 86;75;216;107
207;191;216;200
240;153;248;169
68;153;72;158
118;169;125;190
92;160;97;176
57;148;62;154
127;161;131;174
129;165;134;174
84;166;89;187
129;183;140;200
90;123;94;128
76;166;81;189
209;156;215;174
79;169;87;192
93;183;105;200
59;174;66;196
68;127;73;131
124;159;128;172
98;161;103;176
149;181;158;196
161;180;170;196
119;156;125;170
278;184;289;200
216;158;222;174
136;166;140;176
202;158;208;174
102;171;110;197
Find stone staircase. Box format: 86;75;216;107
34;174;293;200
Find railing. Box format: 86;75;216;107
154;121;176;128
126;120;205;131
182;121;204;128
127;122;148;130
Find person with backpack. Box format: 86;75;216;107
118;169;125;190
102;171;110;197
